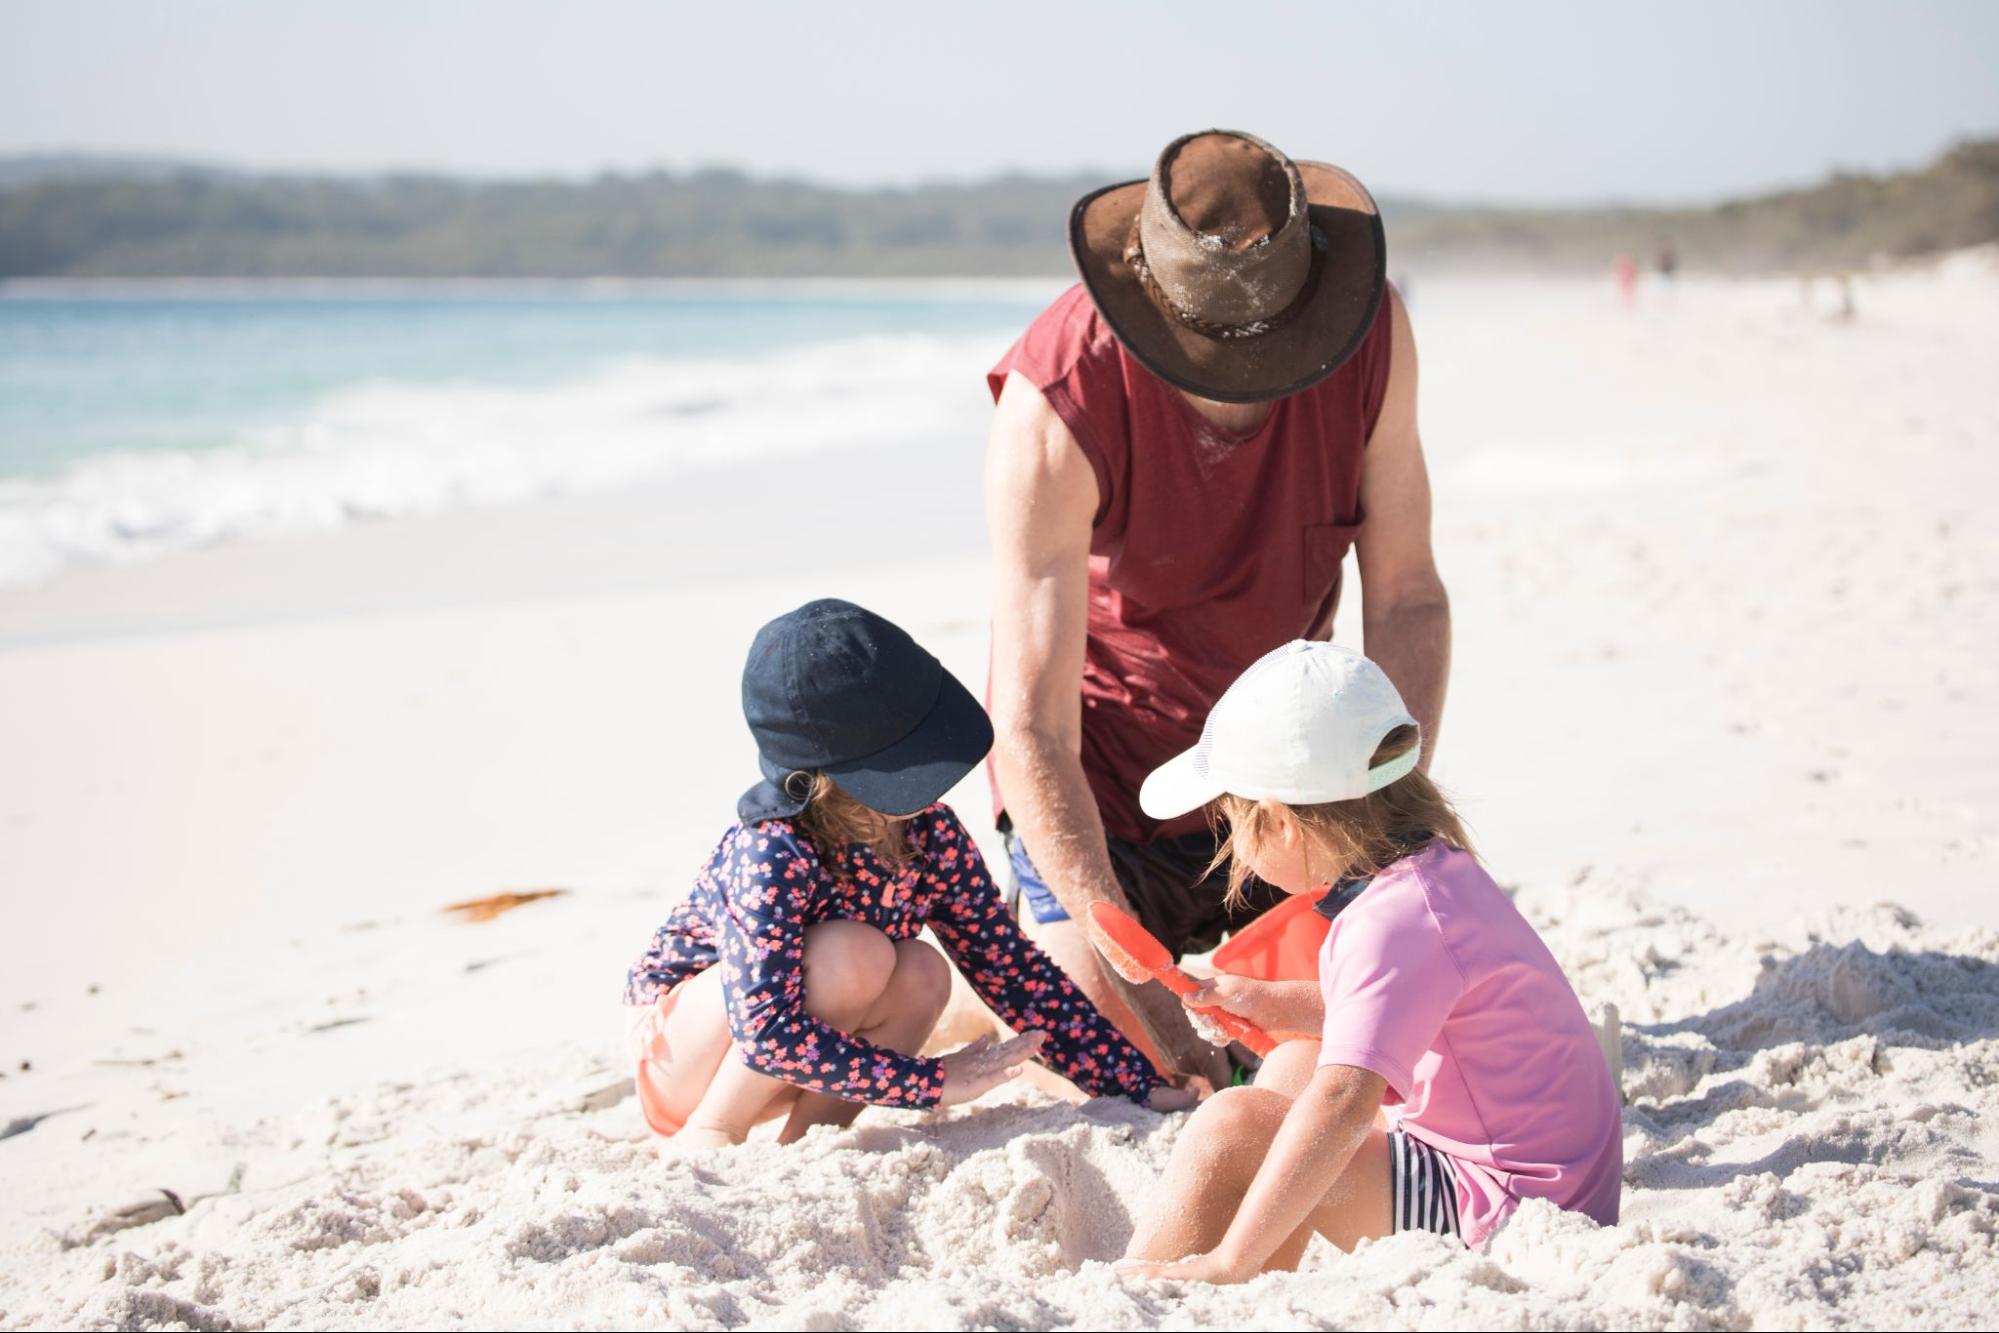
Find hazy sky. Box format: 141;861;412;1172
4;0;1997;205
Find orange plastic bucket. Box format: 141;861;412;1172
1211;890;1331;982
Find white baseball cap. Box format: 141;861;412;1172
1139;641;1421;819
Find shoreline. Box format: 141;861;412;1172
0;432;992;650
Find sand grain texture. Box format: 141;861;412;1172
7;893;1996;1330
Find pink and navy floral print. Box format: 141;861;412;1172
624;803;1162;1108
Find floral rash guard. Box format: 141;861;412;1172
624;803;1163;1109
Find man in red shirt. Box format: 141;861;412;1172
983;130;1451;1086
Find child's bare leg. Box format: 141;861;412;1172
778;936;953;1142
1306;1125;1394;1253
672;1039;799;1154
641;968;740;1135
639;969;765;1153
676;921;915;1148
1250;1038;1322;1098
1123;1086;1394;1270
1125;1087;1289;1263
1249;1040;1392;1131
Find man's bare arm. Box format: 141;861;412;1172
984;373;1120;916
1354;287;1451;765
984;371;1221;1082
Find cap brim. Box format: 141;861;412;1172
821;668;994;818
738;752;810;823
1139;745;1225;821
1069;160;1386;404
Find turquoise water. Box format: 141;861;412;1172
0;287;1052;479
0;284;1057;582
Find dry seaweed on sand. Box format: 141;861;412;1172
441;889;571;923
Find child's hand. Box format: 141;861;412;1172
1182;975;1322;1039
937;1031;1046;1106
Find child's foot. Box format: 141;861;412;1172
664;1125;743;1156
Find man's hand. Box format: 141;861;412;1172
1121;974;1232;1091
936;1031;1046;1107
1182;976;1324;1041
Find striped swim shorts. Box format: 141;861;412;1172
1388;1130;1466;1242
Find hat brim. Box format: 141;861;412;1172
826;666;992;816
739;667;994;824
1139;744;1226;821
738;755;812;823
1069;160;1387;405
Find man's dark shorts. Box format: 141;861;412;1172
999;819;1288;959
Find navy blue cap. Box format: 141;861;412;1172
738;599;994;823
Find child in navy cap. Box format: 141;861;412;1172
622;599;1182;1151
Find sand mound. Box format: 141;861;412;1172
4;883;1995;1331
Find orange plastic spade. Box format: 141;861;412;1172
1085;900;1277;1057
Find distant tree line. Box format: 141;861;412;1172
1393;138;1999;274
0;139;1992;280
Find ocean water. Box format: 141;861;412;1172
0;283;1058;586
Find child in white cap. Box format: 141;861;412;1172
1118;641;1621;1280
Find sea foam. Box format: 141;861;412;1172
0;331;1002;587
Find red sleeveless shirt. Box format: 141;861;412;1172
987;283;1395;843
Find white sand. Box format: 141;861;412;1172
2;256;1995;1329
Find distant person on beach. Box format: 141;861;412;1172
1835;273;1857;321
621;600;1188;1152
1613;252;1640;307
983;130;1451;1087
1118;644;1621;1278
1798;272;1859;322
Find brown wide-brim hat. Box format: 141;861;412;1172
1070;129;1387;404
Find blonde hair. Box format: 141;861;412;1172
1210;725;1473;906
787;771;914;874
